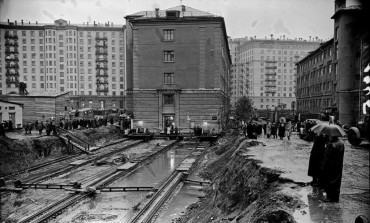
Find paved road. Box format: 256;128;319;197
247;133;369;223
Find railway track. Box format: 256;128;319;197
129;142;210;223
17;140;179;223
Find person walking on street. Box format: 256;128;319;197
321;136;345;202
266;122;272;138
308;134;328;186
278;122;285;140
286;121;292;140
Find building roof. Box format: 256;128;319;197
296;38;334;65
126;5;218;19
6;90;70;98
0;100;24;106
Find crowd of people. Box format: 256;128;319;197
242;119;293;140
308;133;345;202
22;116;116;136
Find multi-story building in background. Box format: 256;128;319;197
125;5;231;131
231;36;322;110
296;0;369;125
296;39;335;114
228;37;248;106
0;19;126;110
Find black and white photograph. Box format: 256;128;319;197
0;0;369;222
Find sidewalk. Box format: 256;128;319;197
247;134;369;223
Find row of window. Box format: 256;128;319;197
297;81;333;96
298;98;333;108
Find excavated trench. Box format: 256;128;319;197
175;136;305;223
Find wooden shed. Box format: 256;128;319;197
0;91;71;124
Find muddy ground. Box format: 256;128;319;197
0;126;123;176
175;132;369;223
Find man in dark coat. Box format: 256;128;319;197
278;122;285;139
308;134;328;186
321;136;345;202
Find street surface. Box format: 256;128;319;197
247;133;369;223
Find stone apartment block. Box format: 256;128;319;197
232;37;322;110
0;19;126;110
125;5;231;132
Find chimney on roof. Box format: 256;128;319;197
309;36;311;41
108;21;110;26
155;8;159;17
270;34;273;40
182;5;186;12
316;36;318;41
36;21;38;25
87;22;89;26
7;19;9;24
21;20;23;25
94;21;96;26
15;20;17;25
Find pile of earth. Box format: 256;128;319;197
67;125;123;147
0;136;66;176
176;135;305;223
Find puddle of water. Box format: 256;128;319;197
155;183;205;223
293;186;369;223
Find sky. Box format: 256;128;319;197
0;0;334;40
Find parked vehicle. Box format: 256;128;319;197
299;119;322;141
347;115;370;146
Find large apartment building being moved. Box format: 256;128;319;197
1;19;126;109
229;36;322;110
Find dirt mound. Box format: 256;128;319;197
67;126;122;146
0;136;66;176
177;137;303;223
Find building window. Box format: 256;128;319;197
163;51;174;62
164;29;174;41
164;73;174;84
163;94;174;105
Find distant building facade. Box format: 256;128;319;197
231;36;322;110
296;0;369;125
0;19;126;106
296;39;335;115
125;5;231;131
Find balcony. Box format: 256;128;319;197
95;57;108;62
6;78;19;84
96;66;108;70
96;73;108;78
265;83;277;87
5;48;19;54
6;63;19;69
265;78;276;82
265;72;277;76
5;40;19;47
95;44;108;48
5;33;18;39
6;71;19;77
96;87;109;92
265;88;276;94
265;65;277;69
95;35;107;40
5;56;19;62
95;50;108;55
96;80;108;85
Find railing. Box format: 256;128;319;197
95;58;108;62
6;72;19;77
95;35;107;40
5;40;19;46
5;33;18;39
97;88;109;92
5;56;19;61
57;127;91;151
96;74;108;78
96;66;108;70
95;50;108;55
96;80;108;85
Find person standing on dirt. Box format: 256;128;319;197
38;121;44;135
271;122;277;138
308;134;328;186
266;122;272;138
278;122;285;140
321;136;345;202
45;121;51;136
285;121;292;140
